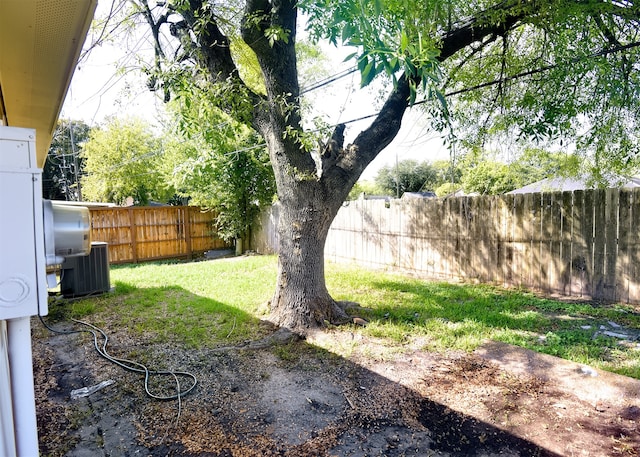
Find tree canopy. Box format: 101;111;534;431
103;0;640;332
457;147;582;194
375;159;439;196
302;0;640;173
367;149;579;197
434;2;640;173
163;91;276;244
81;117;173;205
43;119;91;201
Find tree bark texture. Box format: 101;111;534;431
269;192;349;329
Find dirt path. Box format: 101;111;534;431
33;321;639;456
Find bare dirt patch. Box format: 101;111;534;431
33;320;639;456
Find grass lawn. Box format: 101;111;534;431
50;254;640;379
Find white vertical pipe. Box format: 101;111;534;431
7;317;38;456
0;320;17;457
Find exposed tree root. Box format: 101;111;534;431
208;300;375;352
336;300;373;315
208;327;302;352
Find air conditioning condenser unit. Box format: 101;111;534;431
60;241;110;297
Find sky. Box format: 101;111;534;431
60;5;450;181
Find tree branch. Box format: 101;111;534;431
178;0;241;83
439;0;533;61
242;0;300;101
328;0;535;186
325;75;411;186
320;124;345;173
593;13;631;94
130;0;171;98
241;0;305;159
442;34;500;91
133;0;168;61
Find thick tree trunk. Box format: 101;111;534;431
269;186;349;331
265;80;412;334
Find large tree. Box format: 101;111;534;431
122;0;640;332
43;119;91;201
162;102;276;247
81;117;174;205
375;159;439;197
456;147;582;194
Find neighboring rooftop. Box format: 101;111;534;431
508;175;640;194
401;191;437;199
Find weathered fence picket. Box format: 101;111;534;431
89;206;227;264
254;188;640;304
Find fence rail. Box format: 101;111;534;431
255;189;640;304
89;206;227;264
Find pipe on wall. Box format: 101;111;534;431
0;320;17;457
7;317;38;456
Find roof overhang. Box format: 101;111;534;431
0;0;97;167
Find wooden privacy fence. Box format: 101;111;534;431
89;206;227;264
255;189;640;303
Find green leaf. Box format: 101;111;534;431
342;23;355;43
373;0;382;15
389;56;399;72
405;59;416;77
360;60;377;87
408;81;417;106
435;89;447;111
357;54;369;72
400;29;409;53
343;52;358;62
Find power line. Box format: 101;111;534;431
81;40;640;178
300;67;358;95
443;40;640;98
335;40;640;128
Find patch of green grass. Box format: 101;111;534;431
272;341;304;364
48;256;278;348
49;256;640;379
325;262;640;378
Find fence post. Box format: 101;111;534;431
628;189;640;302
604;189;619;301
185;207;193;260
129;207;138;263
592;189;606;299
617;189;632;303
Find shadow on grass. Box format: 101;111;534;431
47;280;273;349
34;284;572;457
363;279;640;375
367;280;562;329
